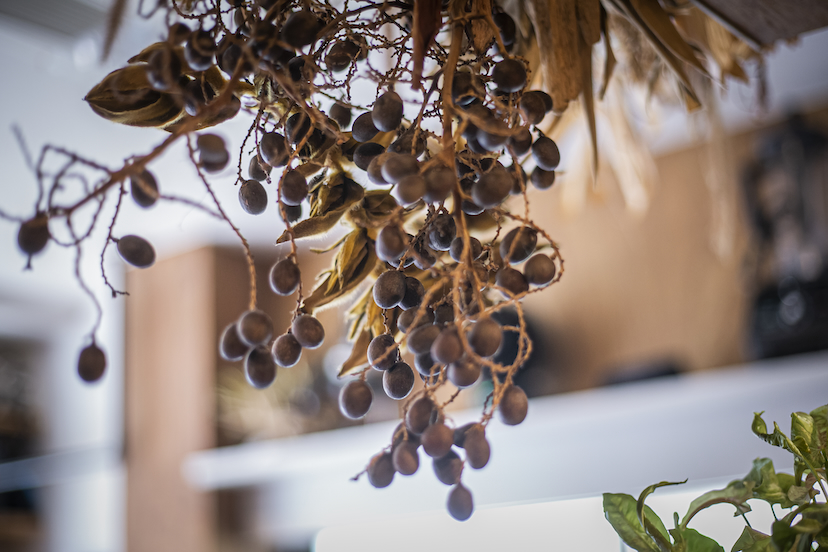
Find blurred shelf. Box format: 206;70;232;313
185;351;828;549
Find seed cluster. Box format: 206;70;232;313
8;0;564;521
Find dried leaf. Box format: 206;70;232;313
277;174;365;242
346;190;399;229
577;0;602;44
580;31;598;178
599;6;617;99
301;232;378;312
412;0;442;86
469;0;496;53
628;0;709;76
85;65;185;129
611;0;702;108
102;0;128;62
529;0;582;112
337;328;372;378
705;16;749;83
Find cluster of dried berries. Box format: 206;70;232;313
10;0;564;520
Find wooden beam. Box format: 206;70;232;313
691;0;828;49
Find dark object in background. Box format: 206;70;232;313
602;359;683;386
743;114;828;358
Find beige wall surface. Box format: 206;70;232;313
522;108;828;391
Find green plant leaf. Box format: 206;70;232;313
638;481;686;552
603;493;663;552
732;527;772;552
670;527;724;552
681;479;755;529
745;458;797;508
809;405;828;455
772;516;801;552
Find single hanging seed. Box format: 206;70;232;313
77;343;107;383
219;323;249;361
368;334;398;371
366;451;395;488
372;90;404;132
244;346;277;389
239;180;267;215
130;170;159;208
339;379;373;419
269;258;301;296
532;136;561;171
272;333;302;368
382;361;415;400
280;170;308;206
447;483;474;521
292;314;325;349
117;235;156;268
17;214;50;257
498;385;529;425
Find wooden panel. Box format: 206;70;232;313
125;247;218;552
691;0;828;48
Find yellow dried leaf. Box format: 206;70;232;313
85;65;185;129
599;6;617;99
628;0;709;77
278;175;364;242
337;329;372;378
301;237;377;312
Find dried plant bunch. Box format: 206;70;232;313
6;0;763;521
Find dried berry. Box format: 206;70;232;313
352;112;379;142
272;333;302;367
130;170;159;208
353;142;385;170
368;334;398;371
532;136;561;171
382;361;415;400
496;266;529;297
373;269;406;309
433;449;462;485
329;102;352;128
524;254;556;285
17;214;50;258
431;326;463;365
449;236;483;263
447;483;474;521
447;357;481;388
270;258;301;296
392;440;419;475
292;314;325;349
281;11;321;49
405;396;434;435
280;170;308;206
219;323;248;361
372;91;404;132
239;179;267;215
427;214;456;251
367;451;395;488
400;277;425;310
245;345;277;389
468;317;502;358
500;227;538;264
498;385;528;425
117;235;156;268
237;309;273;347
339;379;373;419
78;343;107;383
492;59;526;93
